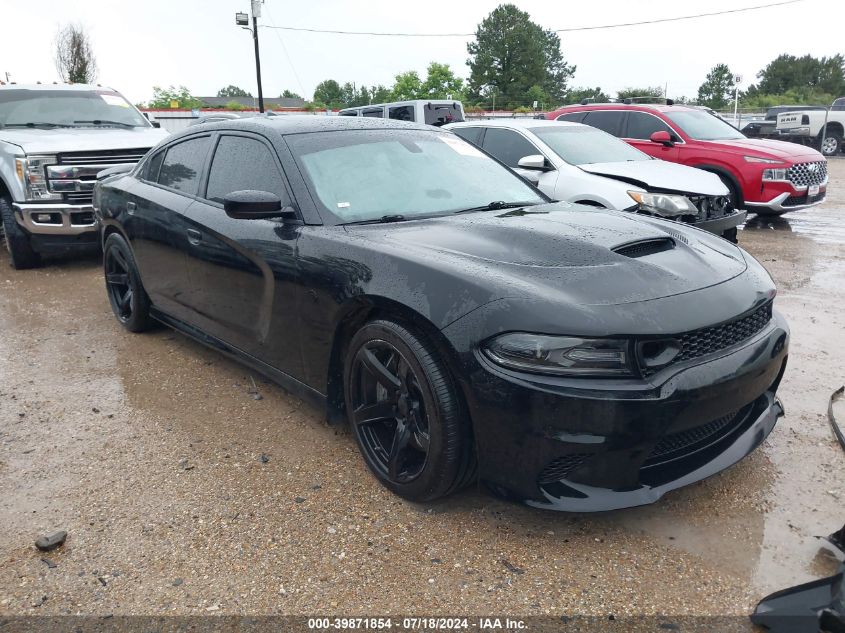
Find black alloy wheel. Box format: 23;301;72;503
344;320;475;502
103;233;153;332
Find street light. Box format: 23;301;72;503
235;1;264;113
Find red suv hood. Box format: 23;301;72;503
701;137;824;162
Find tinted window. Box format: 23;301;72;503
451;127;484;147
555;112;586;123
158;137;211;195
833;98;845;111
582;111;625;136
145;149;164;182
481;128;541;168
339;110;358;117
389;105;415;122
423;103;463;126
362;108;384;118
206;135;289;204
626;112;673;139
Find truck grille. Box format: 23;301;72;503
787;161;827;188
48;148;151;205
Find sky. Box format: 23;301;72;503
1;0;842;106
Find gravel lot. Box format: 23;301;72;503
1;160;843;619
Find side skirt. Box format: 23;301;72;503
150;307;327;414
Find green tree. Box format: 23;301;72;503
466;4;575;109
313;80;344;108
420;62;464;100
617;86;665;101
217;85;251;98
697;64;735;109
147;85;202;109
566;86;609;105
391;71;424;101
281;89;302;99
756;53;845;96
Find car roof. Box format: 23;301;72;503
554;102;690;114
0;83;117;92
447;119;582;130
173;114;435;137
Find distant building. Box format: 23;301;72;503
198;96;306;109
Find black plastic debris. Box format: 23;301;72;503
829;386;845;452
35;531;67;552
751;521;845;633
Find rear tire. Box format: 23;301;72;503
0;196;42;269
343;319;475;502
103;233;154;332
818;130;842;157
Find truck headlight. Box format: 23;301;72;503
627;191;697;218
483;333;634;377
15;155;61;201
762;168;788;181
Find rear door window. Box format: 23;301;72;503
205;135;290;204
157;136;211;195
582;110;625;136
555;111;586;123
388;105;415;122
362;107;384;118
339;110;359;117
451;127;484;147
423;103;463;126
481;128;541;168
625;112;674;139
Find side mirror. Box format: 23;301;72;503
517;154;551;171
151;121;161;128
223;190;295;220
649;130;674;147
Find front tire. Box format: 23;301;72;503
103;233;153;332
343;319;475;502
0;196;42;269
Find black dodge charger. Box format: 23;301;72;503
93;116;788;511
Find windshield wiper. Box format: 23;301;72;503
343;214;408;225
454;201;538;214
74;119;137;128
2;122;67;129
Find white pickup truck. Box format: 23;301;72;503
0;83;169;268
776;97;845;157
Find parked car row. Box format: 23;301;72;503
90;114;790;512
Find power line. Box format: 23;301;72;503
260;0;803;37
263;1;307;97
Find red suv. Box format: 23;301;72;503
546;103;828;216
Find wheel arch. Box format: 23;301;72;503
820;121;844;136
324;295;468;430
694;164;745;208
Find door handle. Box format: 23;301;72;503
126;201;136;214
186;228;202;245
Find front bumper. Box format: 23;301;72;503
692;210;746;235
745;189;827;213
13;202;99;235
463;310;789;511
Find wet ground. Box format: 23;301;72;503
1;160;843;618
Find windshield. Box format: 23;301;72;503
665;110;745;140
287;129;544;223
0;89;149;128
530;125;649;165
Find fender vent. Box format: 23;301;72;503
613;237;675;258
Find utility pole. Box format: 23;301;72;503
251;0;264;113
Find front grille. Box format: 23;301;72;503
56;148;150;165
787;161;828;188
538;454;589;484
674;302;772;365
613;238;675;258
784;192;826;207
646;410;740;462
65;191;94;204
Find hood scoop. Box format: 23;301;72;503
613;237;675;259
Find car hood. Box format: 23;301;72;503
579;160;728;196
352;202;748;306
700;137;824;161
0;127;170;154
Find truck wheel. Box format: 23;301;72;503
819;130;842;157
0;196;42;269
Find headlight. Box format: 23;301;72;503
627;191;697;217
762;168;788;181
743;155;781;164
483;333;634;377
15;155;61;201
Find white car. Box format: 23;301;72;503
445;119;745;240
